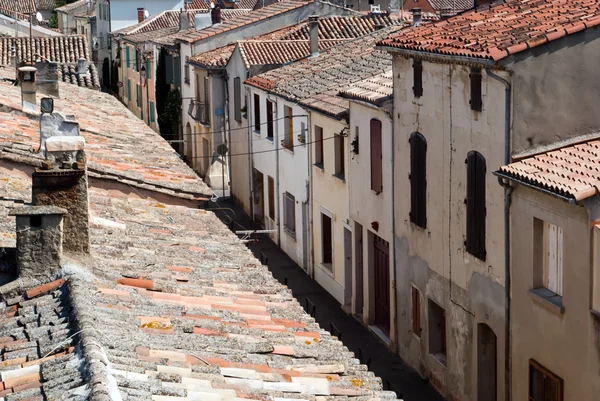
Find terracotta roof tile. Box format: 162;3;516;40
379;0;600;61
0;36;89;65
497;135;600;201
0;0;35;19
339;69;393;103
35;0;57;11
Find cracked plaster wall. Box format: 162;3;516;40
391;56;506;401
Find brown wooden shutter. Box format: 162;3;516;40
266;100;274;138
470;68;482;111
410;132;427;228
413;59;423;98
254;94;260;131
466;151;486;260
287;107;294;147
370;119;382;193
233;77;241;122
322;214;332;264
268;176;275;220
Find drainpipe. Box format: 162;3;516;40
275;99;281;247
223;72;231;198
389;110;397;353
247;86;254;219
485;65;511;401
307;110;314;278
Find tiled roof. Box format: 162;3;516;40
185;0;212;10
378;0;600;61
55;0;86;13
0;172;398;400
35;0;57;11
246;26;401;118
189;14;401;68
0;71;212;199
0;0;35;18
428;0;473;10
58;62;100;89
174;0;317;43
339;69;393;104
235;0;260;10
0;36;89;65
497;136;600;202
115;9;251;40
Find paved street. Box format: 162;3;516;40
210;200;444;401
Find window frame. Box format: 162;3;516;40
266;100;274;140
465;151;486;261
334;133;345;179
283;192;296;237
470;67;483;112
413;59;423;98
268;176;275;220
233;77;241;123
412;286;421;338
253;94;261;132
314;125;324;167
409;132;427;228
529;359;563;401
321;211;333;267
370;119;382;193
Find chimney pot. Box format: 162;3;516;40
137;7;145;23
308;15;319;57
410;8;423;26
9;206;67;281
18;66;37;112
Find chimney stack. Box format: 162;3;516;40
410;8;422;26
179;8;190;31
389;0;400;14
308;15;319;57
35;61;59;97
9;206;67;281
210;4;222;25
33;114;90;254
137;7;145;23
18;66;37;112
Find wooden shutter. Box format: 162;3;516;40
234;77;241;122
466;151;486;260
413;59;423;98
266;100;274;138
315;126;323;165
127;79;131;101
544;223;563;295
254;94;261;131
146;59;151;79
126;47;130;68
338;134;345;177
203;76;209;123
174;56;181;87
285;193;295;233
268;176;275;220
410;132;427;228
412;286;421;337
529;360;563;401
322;214;332;264
470;68;482;111
150;102;155;123
370;119;382;193
287;107;294;147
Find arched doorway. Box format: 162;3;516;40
477;323;497;401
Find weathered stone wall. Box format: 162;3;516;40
14;213;63;280
35;61;59;98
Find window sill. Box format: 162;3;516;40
284;227;296;240
314;163;324;170
333;173;346;182
528;288;564;315
430;352;447;367
253;130;261;137
266;136;274;142
368;325;391;347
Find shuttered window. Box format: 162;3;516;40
470;67;482;111
413;59;423;98
174;56;181;87
412;286;421;337
314;126;323;166
370;119;382;193
466;151;486;260
410;132;427;228
529;360;563;401
268;176;275;220
322;213;333;265
234;77;241;122
146;59;151;79
283;192;296;235
335;134;344;177
266;100;274;139
125;47;130;68
203;76;210;124
136;84;140;107
543;222;563;296
150;101;155;123
283;106;293;149
253;94;261;132
127;79;131;101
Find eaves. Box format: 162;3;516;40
375;46;502;69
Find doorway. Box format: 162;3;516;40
477;323;497;401
373;234;390;336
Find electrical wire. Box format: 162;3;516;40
177;114;307;137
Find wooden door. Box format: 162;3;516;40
373;235;390;336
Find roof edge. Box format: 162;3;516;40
376;45;499;67
493;170;578;204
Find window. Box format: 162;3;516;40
334;133;344;178
146;59;151;79
184;64;190;84
203;76;210;124
134;49;139;72
529;360;563;401
125;47;130;68
268;176;275;220
127;79;131;101
174;56;181;87
283;106;293;149
470;67;482;111
314;125;323;167
466;151;486;260
428;299;446;365
410;132;427;228
321;212;332;266
534;219;564;296
412;286;421;337
266;100;274;139
283;192;296;236
234;77;241;122
136;84;140;107
413;59;423;98
150;101;155;123
370;119;382;192
253;94;261;132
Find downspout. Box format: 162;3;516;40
224;72;232;199
275;98;281;247
485;66;512;401
307;111;314;278
389;109;397;353
247;85;254;219
222;72;229;199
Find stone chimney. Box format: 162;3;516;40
35;61;59;98
308;15;319;57
18;66;37;112
9;206;67;281
210;4;222;25
137;7;145;23
179;8;190;31
410;8;422;26
33;114;90;254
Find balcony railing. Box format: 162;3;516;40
188;99;210;125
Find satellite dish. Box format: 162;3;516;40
216;144;228;156
144;9;150;18
210;2;215;8
35;12;43;22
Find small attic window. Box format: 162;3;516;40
413;60;423;98
30;215;42;227
470;67;483;111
